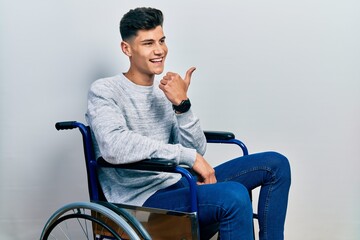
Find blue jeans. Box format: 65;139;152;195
143;152;291;240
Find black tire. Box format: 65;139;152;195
40;202;144;240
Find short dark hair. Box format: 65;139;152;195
120;7;164;41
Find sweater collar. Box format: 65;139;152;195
120;73;154;93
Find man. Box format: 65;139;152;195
86;7;291;240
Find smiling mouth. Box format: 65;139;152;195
150;58;163;63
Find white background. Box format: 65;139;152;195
1;0;359;239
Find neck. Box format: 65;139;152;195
124;70;154;86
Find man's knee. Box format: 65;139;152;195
266;151;291;184
220;182;253;214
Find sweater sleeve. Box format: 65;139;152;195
85;79;197;166
172;109;207;166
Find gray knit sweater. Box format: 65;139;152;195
85;74;207;206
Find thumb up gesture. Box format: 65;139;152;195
159;67;196;105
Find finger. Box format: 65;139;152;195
197;177;206;185
159;82;168;91
211;175;217;184
165;72;175;78
201;175;210;185
184;67;196;85
163;76;173;81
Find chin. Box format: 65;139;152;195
153;68;164;75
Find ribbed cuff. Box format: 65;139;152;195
175;109;195;124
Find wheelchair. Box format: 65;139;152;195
40;121;257;240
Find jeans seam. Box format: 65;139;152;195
260;170;276;240
222;166;272;183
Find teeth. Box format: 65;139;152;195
151;58;162;62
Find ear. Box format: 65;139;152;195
121;41;131;57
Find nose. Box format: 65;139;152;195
154;43;166;55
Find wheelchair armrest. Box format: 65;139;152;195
98;157;198;212
204;131;235;141
97;157;178;172
204;130;248;156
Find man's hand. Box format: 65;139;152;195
192;153;217;185
159;67;196;105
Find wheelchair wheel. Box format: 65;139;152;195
40;202;145;240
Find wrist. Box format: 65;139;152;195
172;95;187;106
173;98;191;114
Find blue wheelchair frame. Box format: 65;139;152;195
55;121;254;239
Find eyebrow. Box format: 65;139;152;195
140;36;166;43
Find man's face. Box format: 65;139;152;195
125;25;168;79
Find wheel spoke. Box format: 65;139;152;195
58;224;71;240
